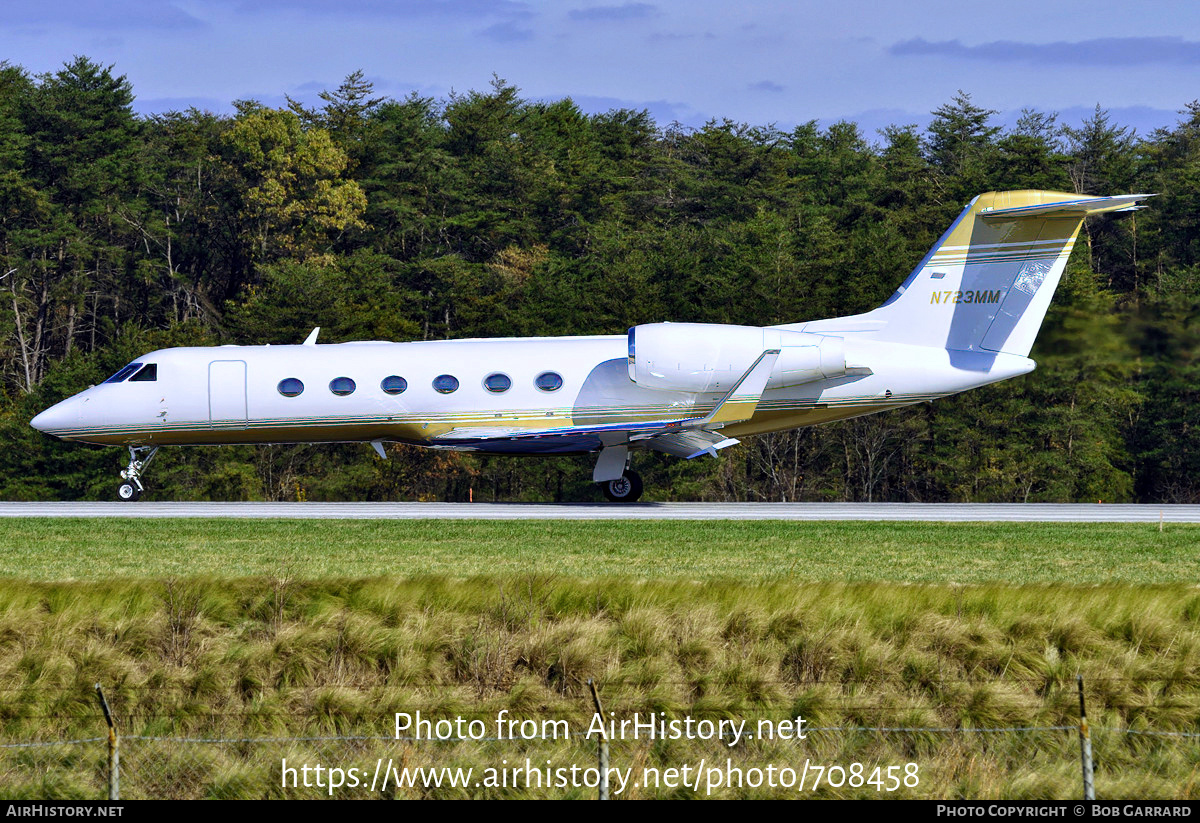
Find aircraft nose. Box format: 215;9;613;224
30;399;77;434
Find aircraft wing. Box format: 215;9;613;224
435;416;695;443
434;349;780;453
643;429;740;459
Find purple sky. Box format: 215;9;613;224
2;1;1196;139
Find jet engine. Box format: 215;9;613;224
627;323;855;393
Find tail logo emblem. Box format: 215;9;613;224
1013;260;1053;295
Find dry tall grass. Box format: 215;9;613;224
1;577;1198;798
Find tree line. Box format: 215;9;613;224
2;57;1198;503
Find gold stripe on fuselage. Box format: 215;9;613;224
50;394;933;449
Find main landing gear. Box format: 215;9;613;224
594;445;644;503
117;445;158;501
601;470;643;503
593;444;643;503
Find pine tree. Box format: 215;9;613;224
925;90;1000;200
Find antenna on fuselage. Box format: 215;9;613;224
303;327;320;346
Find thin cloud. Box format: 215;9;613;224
749;80;784;93
237;0;532;19
891;36;1200;66
8;1;204;30
647;31;694;42
480;21;534;42
567;3;657;22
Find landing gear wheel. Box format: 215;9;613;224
602;470;643;503
116;445;158;502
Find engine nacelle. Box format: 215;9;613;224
627;322;853;393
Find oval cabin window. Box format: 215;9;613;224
484;373;512;393
535;371;563;392
329;377;356;396
381;375;407;395
432;375;459;394
278;378;304;397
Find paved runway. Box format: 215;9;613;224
1;502;1199;521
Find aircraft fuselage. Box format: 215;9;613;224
31;332;1032;454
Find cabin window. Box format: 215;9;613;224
277;378;304;397
535;371;563;392
104;363;141;384
129;363;157;382
330;377;356;396
432;374;459;394
381;375;407;395
483;373;512;393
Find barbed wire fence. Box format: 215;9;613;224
3;677;1199;800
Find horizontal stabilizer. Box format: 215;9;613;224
980;194;1154;220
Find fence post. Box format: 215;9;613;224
1077;674;1095;801
94;683;119;801
587;679;609;800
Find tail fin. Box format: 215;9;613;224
860;190;1151;356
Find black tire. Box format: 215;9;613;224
117;482;141;502
602;470;643;503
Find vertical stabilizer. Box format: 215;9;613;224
858;191;1150;357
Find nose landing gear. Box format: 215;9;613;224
117;445;158;502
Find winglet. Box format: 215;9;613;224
701;349;781;425
303;327;320;346
685;437;740;459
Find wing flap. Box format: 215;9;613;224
436;416;692;442
647;429;740;459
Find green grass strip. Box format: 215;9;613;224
1;519;1197;583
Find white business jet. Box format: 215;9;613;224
31;190;1151;502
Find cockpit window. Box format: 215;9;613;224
129;363;157;382
103;363;142;384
